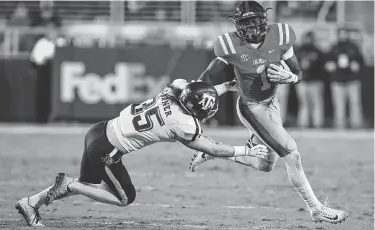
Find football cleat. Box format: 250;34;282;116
309;199;348;224
45;173;74;206
15;197;44;227
189;151;215;172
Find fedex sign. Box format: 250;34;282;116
60;62;169;104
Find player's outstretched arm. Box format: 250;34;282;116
198;57;231;83
180;135;268;158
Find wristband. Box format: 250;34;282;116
233;146;246;157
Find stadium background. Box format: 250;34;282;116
0;1;374;230
0;0;373;127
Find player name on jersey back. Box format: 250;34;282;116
111;88;201;153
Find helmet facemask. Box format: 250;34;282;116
234;15;267;43
193;103;218;123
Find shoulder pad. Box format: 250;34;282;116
269;23;296;47
214;32;238;58
173;117;202;142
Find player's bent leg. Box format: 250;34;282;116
46;121;134;207
229;135;278;172
189;134;277;172
68;121;135;206
68;178;130;207
231;154;276;172
102;159;136;206
234;98;284;171
237;97;295;157
189;98;280;173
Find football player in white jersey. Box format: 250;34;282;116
15;79;268;227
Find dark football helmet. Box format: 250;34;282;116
230;1;269;43
179;82;219;123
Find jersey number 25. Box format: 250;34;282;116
131;98;165;132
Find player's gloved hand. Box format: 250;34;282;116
267;63;298;84
245;142;268;158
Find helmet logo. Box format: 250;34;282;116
198;94;216;111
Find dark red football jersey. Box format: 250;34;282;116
214;23;296;102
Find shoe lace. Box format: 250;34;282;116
324;197;330;208
320;197;339;217
27;198;42;224
34;208;42;223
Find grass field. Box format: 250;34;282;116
0;124;373;230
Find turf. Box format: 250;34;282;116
0;125;373;230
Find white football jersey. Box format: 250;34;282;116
111;85;202;153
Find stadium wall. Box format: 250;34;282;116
0;45;373;127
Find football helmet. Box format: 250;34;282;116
179;82;219;123
230;1;269;43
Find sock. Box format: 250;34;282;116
68;180;127;207
283;150;321;210
294;186;321;210
28;183;77;208
28;186;53;208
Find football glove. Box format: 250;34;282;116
245;142;268;158
267;63;298;84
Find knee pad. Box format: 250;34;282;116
288;150;301;163
283;150;303;171
285;138;297;153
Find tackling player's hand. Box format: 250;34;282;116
226;79;239;92
267;64;298;84
245;143;268;158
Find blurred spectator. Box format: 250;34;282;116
30;26;58;123
295;31;325;128
325;27;365;129
31;1;61;27
7;3;30;27
127;1;147;13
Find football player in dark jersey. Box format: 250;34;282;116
15;80;268;227
190;0;348;224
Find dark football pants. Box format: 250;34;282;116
237;96;297;158
79;121;136;204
